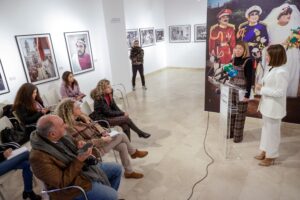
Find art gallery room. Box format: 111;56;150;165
0;0;300;199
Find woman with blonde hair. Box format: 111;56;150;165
55;98;148;179
90;79;150;140
229;41;253;143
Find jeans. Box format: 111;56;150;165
132;64;145;86
0;151;33;192
74;162;122;200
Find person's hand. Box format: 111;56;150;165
242;97;249;102
124;112;129;117
101;135;112;143
77;140;86;149
3;148;13;158
76;147;92;162
255;84;262;92
41;108;49;114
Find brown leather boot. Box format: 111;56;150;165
131;150;148;159
254;151;266;160
259;158;275;167
124;171;144;179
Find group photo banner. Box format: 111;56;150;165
205;0;300;123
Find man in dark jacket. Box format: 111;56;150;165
130;40;147;91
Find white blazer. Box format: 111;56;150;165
258;65;289;119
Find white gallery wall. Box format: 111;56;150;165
0;0;131;103
124;0;167;74
123;0;207;69
164;0;207;68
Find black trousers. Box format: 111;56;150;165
132;64;145;87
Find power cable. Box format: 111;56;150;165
186;111;215;200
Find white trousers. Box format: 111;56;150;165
259;115;281;158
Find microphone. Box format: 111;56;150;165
214;63;238;82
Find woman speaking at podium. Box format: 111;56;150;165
255;44;289;166
229;41;253;143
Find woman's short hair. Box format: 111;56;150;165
267;44;287;67
235;41;250;58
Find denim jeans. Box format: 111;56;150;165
74;162;122;200
0;151;33;192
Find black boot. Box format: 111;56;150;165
23;191;41;200
128;119;151;139
138;132;151;138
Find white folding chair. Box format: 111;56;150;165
42;88;60;109
80;101;93;116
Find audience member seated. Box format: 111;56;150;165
13;83;50;137
60;71;86;101
0;142;41;200
29;115;122;200
90;79;151;140
56;99;148;179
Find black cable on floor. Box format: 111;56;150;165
186;111;214;200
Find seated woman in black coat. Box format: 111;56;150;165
90;79;150;140
13;83;49;136
0;142;41;200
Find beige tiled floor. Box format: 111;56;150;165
116;68;300;200
3;68;300;200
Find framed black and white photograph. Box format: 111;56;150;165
194;24;207;42
126;29;139;48
0;60;9;95
139;27;155;47
155;29;165;42
15;33;59;85
64;31;94;75
169;25;191;43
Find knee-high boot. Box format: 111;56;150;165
128;119;151;138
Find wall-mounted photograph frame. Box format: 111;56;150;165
126;29;140;48
0;60;9;95
64;31;94;75
15;33;59;85
155;29;165;42
194;24;207;42
140;27;155;47
169;25;191;43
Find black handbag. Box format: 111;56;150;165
1;127;28;145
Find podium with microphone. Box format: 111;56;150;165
209;63;246;159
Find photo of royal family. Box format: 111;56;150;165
64;31;94;75
139;28;155;47
126;29;139;48
15;34;59;85
205;0;300;123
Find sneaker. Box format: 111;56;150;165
142;86;147;90
132;86;136;91
124;171;144;179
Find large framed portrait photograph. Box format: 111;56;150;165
139;27;155;47
15;33;59;85
155;29;165;42
126;29;139;48
0;60;9;95
64;31;94;75
194;24;207;42
169;25;191;43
